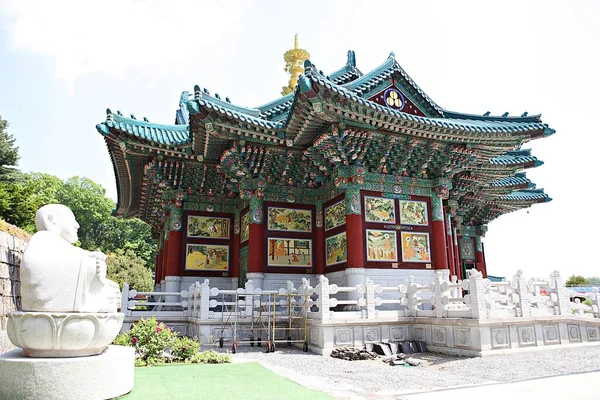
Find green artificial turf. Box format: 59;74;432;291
120;362;333;400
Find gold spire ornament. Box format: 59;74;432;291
281;34;310;96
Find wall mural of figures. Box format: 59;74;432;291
187;216;231;239
185;244;229;271
267;238;312;267
364;196;396;223
267;207;312;232
325;232;347;266
401;232;431;263
399;200;429;226
240;212;249;243
366;229;398;262
325;200;345;230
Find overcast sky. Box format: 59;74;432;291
0;0;598;279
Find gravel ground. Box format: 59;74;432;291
207;344;600;399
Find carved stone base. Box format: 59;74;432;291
7;311;124;357
0;345;134;400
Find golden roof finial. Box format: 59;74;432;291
282;34;310;96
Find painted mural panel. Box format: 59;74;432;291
326;232;347;266
399;200;429;226
364;196;396;223
325;201;345;231
185;244;229;271
187;216;230;239
240;212;249;243
366;229;398;262
400;232;431;263
267;238;312;267
267;207;312;232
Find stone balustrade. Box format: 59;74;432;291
122;269;600;328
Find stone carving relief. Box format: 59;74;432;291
543;325;559;342
433;328;447;345
518;327;535;345
310;328;319;345
568;325;580;341
454;328;471;347
390;326;406;341
413;326;425;341
587;327;599;341
335;328;353;345
492;328;509;347
364;327;379;343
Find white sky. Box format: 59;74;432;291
0;0;598;279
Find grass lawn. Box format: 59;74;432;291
120;362;333;400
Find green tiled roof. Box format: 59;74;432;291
302;68;549;137
490;173;534;187
96;110;190;146
501;189;550;201
489;150;543;166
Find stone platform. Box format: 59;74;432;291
0;345;135;400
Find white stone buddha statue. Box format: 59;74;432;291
21;204;119;313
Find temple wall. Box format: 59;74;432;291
0;229;28;354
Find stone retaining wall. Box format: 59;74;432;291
0;229;28;354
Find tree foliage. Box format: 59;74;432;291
566;275;588;286
0;116;20;182
106;249;154;292
586;276;600;286
56;176;115;250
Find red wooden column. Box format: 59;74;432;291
247;197;265;274
445;210;456;278
345;187;364;269
165;230;182;277
431;194;448;270
314;205;325;274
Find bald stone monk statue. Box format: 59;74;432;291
21;204;119;313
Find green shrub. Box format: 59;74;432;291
191;350;231;364
113;317;178;365
171;336;201;361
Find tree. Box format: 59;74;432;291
587;276;600;286
56;176;115;250
566;275;588;286
106;249;154;292
100;217;157;270
0;116;19;182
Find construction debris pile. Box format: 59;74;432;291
330;341;427;367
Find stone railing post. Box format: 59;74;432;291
405;276;419;317
510;270;532;317
244;280;255;317
364;278;379;320
315;275;330;321
199;279;211;320
431;270;451;318
464;269;489;319
121;282;130;316
298;278;313;318
548;270;571;316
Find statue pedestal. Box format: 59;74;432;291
7;311;124;357
0;345;134;400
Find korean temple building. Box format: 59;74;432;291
97;37;553;294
